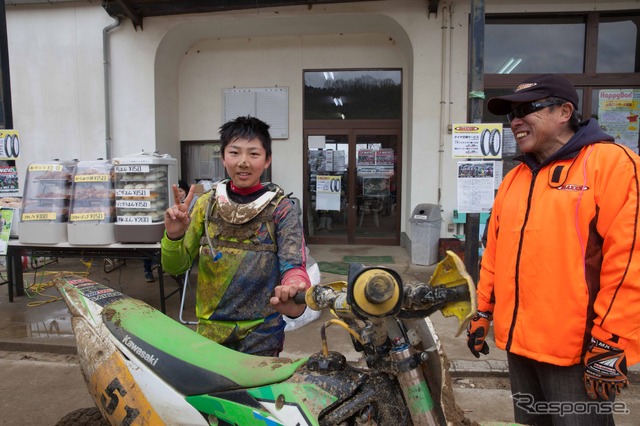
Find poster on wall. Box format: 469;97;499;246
597;89;640;152
502;128;517;156
0;130;20;160
456;161;495;213
452;124;503;159
315;175;341;211
0;165;19;197
0;208;14;255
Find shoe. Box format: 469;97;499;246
144;271;155;283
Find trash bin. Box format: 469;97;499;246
409;203;442;265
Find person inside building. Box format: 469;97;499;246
466;74;640;425
142;258;156;283
161;115;310;356
177;180;189;203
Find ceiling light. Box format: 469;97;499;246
497;57;522;74
324;71;335;80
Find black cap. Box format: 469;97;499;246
487;74;579;115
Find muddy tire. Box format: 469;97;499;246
55;407;109;426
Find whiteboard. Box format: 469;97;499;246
223;87;289;139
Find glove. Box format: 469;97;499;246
467;310;491;358
584;337;629;400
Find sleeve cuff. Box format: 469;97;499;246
282;267;311;290
163;230;184;243
591;325;630;350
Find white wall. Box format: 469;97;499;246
7;3;111;168
5;0;638;243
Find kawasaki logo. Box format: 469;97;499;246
122;335;159;366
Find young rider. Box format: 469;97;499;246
162;116;310;356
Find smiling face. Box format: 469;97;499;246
177;187;187;202
509;99;575;163
221;137;272;188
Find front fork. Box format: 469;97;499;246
390;342;439;426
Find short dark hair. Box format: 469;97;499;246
178;180;190;193
548;97;581;132
219;116;272;159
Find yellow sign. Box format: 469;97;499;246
452;123;503;159
0;130;20;160
75;174;110;183
22;212;57;221
28;164;63;172
70;212;106;221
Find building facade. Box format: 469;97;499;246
3;0;638;251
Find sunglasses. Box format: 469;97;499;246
507;100;565;122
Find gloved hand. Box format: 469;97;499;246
584;337;629;400
467;310;492;358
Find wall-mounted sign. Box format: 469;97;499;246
597;89;640;153
452;124;502;159
0;130;20;160
315;175;341;211
223;87;289;139
456;161;495;214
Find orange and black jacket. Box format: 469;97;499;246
478;118;640;366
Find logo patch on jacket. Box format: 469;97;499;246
556;184;589;191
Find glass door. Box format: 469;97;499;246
304;129;400;244
305;133;350;243
354;132;399;242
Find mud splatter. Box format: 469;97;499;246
103;308;115;322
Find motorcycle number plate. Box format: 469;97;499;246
89;351;165;425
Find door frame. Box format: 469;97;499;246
303;119;402;245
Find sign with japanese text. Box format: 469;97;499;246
452;124;503;159
597;89;640;153
315;175;341;211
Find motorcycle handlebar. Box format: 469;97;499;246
293;291;307;305
293;278;471;320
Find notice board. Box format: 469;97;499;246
223;87;288;139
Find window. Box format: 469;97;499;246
485;16;586;74
483;11;640;160
304;70;401;120
597;15;640;73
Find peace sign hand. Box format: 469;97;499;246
164;183;196;240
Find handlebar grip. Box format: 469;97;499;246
293;291;307;305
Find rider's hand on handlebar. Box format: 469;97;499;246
270;282;308;318
270;269;311;318
467;310;492;358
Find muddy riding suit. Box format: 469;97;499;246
162;180;309;356
478;119;640;397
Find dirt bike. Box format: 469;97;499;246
54;251;515;425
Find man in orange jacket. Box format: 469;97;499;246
467;74;640;425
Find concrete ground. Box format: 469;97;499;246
0;244;637;425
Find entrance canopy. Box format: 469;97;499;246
100;0;440;29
